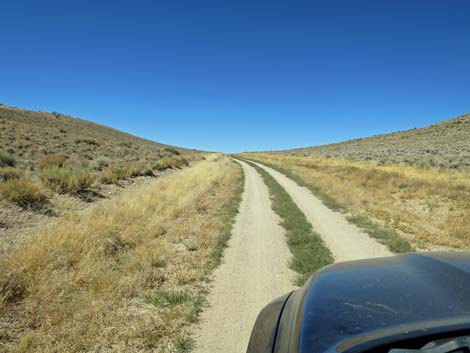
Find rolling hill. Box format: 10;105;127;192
0;104;201;246
0;104;194;169
278;113;470;169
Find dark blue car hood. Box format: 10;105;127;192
300;252;470;353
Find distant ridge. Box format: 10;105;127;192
275;114;470;169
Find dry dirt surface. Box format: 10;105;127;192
192;160;296;353
251;161;392;262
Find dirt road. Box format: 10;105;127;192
193;159;391;353
251;161;392;262
192;160;296;353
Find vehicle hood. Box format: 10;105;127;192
300;252;470;353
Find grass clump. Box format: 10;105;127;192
0;178;46;208
172;334;193;353
0;150;16;167
347;214;413;253
145;290;192;308
150;257;167;268
130;163;154;177
99;164;133;184
40;165;95;193
245;160;333;285
37;153;67;169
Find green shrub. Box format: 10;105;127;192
175;157;189;168
37;154;67;169
154;158;189;171
346;214;413;253
150;258;167;268
74;138;100;146
0;150;16;167
154;159;171;171
164;147;180;155
130;163;154;177
99;169;117;185
100;164;133;184
173;335;193;353
40;166;95;193
0;178;46;208
144;290;191;307
0;167;22;181
94;157;110;171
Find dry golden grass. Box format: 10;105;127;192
242;153;470;250
36;154;67;170
0;178;47;209
0;155;242;353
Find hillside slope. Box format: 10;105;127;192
0;104;193;169
279;114;470;169
0;104;200;246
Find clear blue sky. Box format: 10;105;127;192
1;1;469;153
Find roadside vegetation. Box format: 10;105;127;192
0;104;199;205
245;160;332;285
0;178;46;209
0;105;202;247
0;155;243;353
241;153;470;251
0;151;195;208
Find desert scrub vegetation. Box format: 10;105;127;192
154;157;189;171
0;178;46;209
246;160;332;285
0;167;22;181
39;165;96;193
164;147;181;155
0;155;243;352
279;114;470;170
0;104;198;172
100;164;135;184
241;153;470;251
36;153;67;169
0;150;16;167
99;163;154;184
87;158;188;186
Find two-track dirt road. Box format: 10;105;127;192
250;161;392;262
192;160;296;353
193;158;392;353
